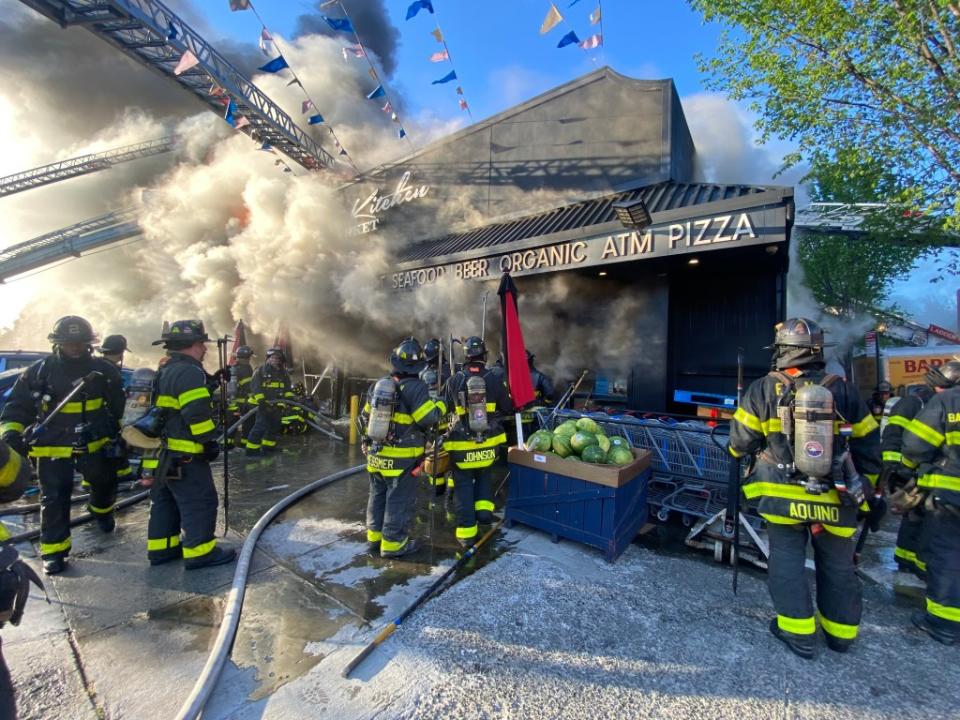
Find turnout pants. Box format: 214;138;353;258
895;507;928;577
245;404;281;452
0;638;14;720
922;507;960;639
366;466;417;553
38;454;116;561
451;464;495;546
767;522;862;648
147;458;219;565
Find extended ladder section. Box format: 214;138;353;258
18;0;334;171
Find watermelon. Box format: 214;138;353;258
581;445;608;464
575;417;599;434
552;434;573;458
597;434;611;454
608;447;634;466
608;435;632;450
567;455;582;462
555;420;578;437
569;431;599;454
526;430;553;452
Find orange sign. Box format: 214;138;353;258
887;354;958;388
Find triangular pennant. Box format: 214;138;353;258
579;33;602;49
173;50;199;76
589;6;601;24
366;84;386;100
308;114;324;125
432;69;457;84
429;50;449;62
259;27;273;55
455;85;464;95
405;0;434;20
398;127;407;139
381;101;393;113
459;98;468;111
430;27;443;43
368;67;378;81
258;55;289;73
540;3;563;34
229;0;250;10
286;77;302;87
557;30;580;48
234;116;250;130
301;99;314;114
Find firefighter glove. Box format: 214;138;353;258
2;433;28;459
201;441;221;463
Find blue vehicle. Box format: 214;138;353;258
0;351;134;413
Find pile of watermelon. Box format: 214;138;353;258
524;417;635;466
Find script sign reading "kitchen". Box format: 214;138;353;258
387;205;787;290
350;171;431;236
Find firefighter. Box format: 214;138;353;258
361;338;440;558
870;381;894;423
520;350;555;438
97;334;128;368
422;337;452;387
900;361;960;645
881;375;938;578
0;316;125;575
145;320;235;569
244;347;293;456
227;346;255;445
729;318;880;658
1;436;44;720
443;336;513;548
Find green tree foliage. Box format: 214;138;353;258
689;0;960;235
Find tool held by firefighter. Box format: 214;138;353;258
724;347;744;594
343;519;504;678
23;371;103;445
216;335;232;536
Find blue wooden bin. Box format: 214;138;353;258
505;448;651;562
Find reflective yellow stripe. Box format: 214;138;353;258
850;414;878;439
61;398;104;413
1;422;25;434
238;377;251;386
927;598;960;623
902;456;919;469
393;413;414;425
30;436;110;458
261;439;277;447
367;465;404;477
485;402;497;411
156;395;180;409
166;438;204;453
147;535;181;551
732;407;763;433
183;539;217;559
907;419;945;447
142;458;159;469
456;525;478;540
0;523;9;541
117;465;133;477
475;500;495;512
265;381;285;388
436;400;447;415
882;451;902;463
865;473;878;487
244;440;261;450
378;446;424;458
743;482;841;504
457;459;497;469
411;400;436;423
894;547;926;570
777;615;816;635
363;402;371;413
729;446;746;458
40;538;72;555
189;419;216;436
820;524;857;538
818;613;858;640
0;451;23;488
947;431;960;446
761;514;801;525
367;530;382;543
381;537;407;552
178;387;210;407
917;473;960;493
887;416;911;429
444;432;508;451
88;504;113;514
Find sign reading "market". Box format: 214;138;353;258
387;205;786;290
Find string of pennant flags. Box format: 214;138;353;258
318;0;415;145
405;0;473;119
226;0;361;174
540;0;603;56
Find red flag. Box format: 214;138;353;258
228;319;248;365
498;273;535;408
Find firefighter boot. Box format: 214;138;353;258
769;619;815;659
912;611;958;646
381;537;420;559
96;514;116;534
43;557;67;576
185;545;237;571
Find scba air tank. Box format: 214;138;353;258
466;375;488;436
366;378;398;443
793;383;835;479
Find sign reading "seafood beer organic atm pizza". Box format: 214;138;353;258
387;206;786;290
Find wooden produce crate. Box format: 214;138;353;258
505;448;651;562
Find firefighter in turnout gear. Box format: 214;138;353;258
881;376;938;577
0;437;33;543
145;320;235;570
729;318;881;658
421;337;452;496
443;336;513;548
0;316;125;575
361;338;440;558
97;334;128;368
900;361;960;645
228;346;255;444
244;347;293;456
520;349;555;438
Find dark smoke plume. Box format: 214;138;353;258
294;0;400;77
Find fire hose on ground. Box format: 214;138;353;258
173;464;365;720
4;488;151;545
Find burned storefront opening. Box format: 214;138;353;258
347;67;794;414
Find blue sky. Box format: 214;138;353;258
202;0;722;127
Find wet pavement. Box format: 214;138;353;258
2;435;514;719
